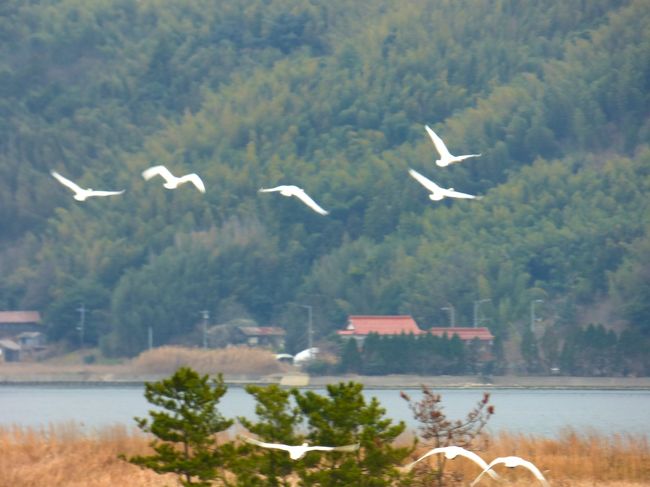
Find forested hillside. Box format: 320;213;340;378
1;0;648;373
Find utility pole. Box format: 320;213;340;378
530;299;544;331
201;310;209;349
298;304;313;350
473;298;491;328
441;304;456;327
148;326;153;350
290;303;313;350
76;303;86;349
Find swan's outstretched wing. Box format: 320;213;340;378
51;171;84;194
142;165;175;183
88;190;125;197
242;436;291;452
259;186;287;193
309;443;359;453
443;188;480;199
293;189;329;215
408;168;442;194
454;153;481;162
471;456;549;487
178;173;206;193
404;446;497;479
425;125;452;159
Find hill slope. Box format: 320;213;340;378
0;0;648;372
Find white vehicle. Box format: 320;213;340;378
293;347;319;365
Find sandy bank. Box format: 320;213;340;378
1;363;649;389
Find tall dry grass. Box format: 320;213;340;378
1;423;649;486
406;428;650;486
130;345;287;376
0;423;173;487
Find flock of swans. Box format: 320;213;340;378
50;125;481;210
241;437;549;485
50;125;523;484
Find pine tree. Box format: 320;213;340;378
124;367;233;487
233;384;303;486
293;381;412;486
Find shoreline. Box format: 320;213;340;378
1;368;650;390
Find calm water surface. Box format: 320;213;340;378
1;385;649;438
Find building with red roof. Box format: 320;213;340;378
337;315;424;343
337;315;494;347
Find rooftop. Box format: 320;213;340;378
0;311;42;324
238;326;285;337
337;315;423;336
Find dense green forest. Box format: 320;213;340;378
1;0;649;373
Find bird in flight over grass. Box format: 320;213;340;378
403;446;500;481
470;456;549;486
408;168;480;201
242;436;359;460
425;125;481;167
142;165;206;193
259;184;329;215
51;171;125;201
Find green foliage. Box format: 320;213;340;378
292;381;412;486
1;0;649;373
233;384;302;486
126;367;233;486
357;333;467;376
339;338;362;374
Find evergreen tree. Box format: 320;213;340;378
292;381;412;486
234;384;302;486
338;338;362;374
125;367;233;487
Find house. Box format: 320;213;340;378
17;331;47;349
337;315;494;353
0;311;45;338
237;326;285;350
0;339;21;362
337;315;424;345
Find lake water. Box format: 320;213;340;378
1;385;649;438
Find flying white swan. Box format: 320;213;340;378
242;436;359;460
470;456;549;486
408;168;480;201
142;165;206;193
403;446;500;481
51;171;125;201
425;125;481;167
259;185;329;215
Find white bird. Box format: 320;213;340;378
51;171;124;201
242;436;359;460
425;125;481;167
403;446;500;481
142;165;206;193
470;456;549;487
259;185;329;215
408;168;480;201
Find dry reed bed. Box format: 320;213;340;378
409;429;650;485
1;424;649;486
0;423;173;487
130;345;286;376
